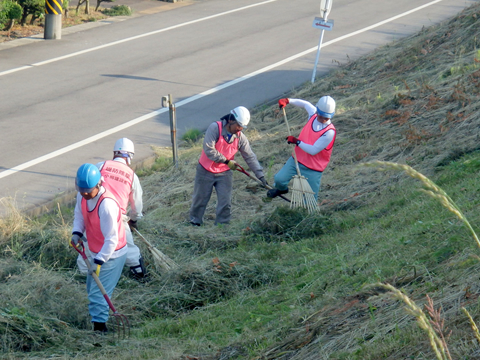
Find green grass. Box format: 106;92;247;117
181;128;202;145
130;152;480;357
3;152;480;358
102;5;132;16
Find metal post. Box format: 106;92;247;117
311;29;325;84
168;94;179;168
44;0;63;39
311;0;333;84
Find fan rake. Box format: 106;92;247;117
282;108;319;213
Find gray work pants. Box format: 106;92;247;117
189;164;233;225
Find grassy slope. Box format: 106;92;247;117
1;3;480;360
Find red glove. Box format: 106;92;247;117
278;98;289;109
286;136;299;145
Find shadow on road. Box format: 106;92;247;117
101;74;160;81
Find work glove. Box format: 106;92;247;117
128;219;138;230
258;176;268;187
70;232;83;247
286;136;300;145
224;160;238;170
278;98;289;109
88;259;104;277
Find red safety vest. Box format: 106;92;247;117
199;121;239;173
100;160;134;215
295;114;336;172
81;189;126;254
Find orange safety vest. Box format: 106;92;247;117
199;121;239;173
295;114;336;172
81;189;126;254
100;160;134;215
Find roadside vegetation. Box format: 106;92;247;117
0;0;131;43
1;2;480;359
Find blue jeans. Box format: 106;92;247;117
273;157;323;200
86;253;127;323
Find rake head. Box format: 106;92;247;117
109;312;130;339
290;175;319;213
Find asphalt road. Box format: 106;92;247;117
0;0;477;216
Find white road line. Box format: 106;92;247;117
0;0;277;77
0;0;441;179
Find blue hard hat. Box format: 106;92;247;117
75;163;101;193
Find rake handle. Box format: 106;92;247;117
282;108;303;178
132;227;178;270
131;227;155;251
72;241;118;313
236;165;291;203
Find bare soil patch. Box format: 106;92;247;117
0;24;44;43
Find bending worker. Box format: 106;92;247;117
76;138;146;279
190;106;266;226
71;163;127;333
267;96;337;199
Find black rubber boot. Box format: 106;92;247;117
266;188;289;198
93;322;108;333
130;256;147;279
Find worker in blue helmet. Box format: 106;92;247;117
70;163;128;333
75;138;146;280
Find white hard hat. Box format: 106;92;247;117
230;106;250;129
113;138;135;164
113;138;134;154
315;96;336;119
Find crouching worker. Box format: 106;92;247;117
189;106;266;226
71;163;127;333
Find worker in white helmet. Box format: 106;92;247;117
76;138;146;279
190;106;266;225
267;96;337;200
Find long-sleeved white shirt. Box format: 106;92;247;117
288;98;335;155
72;187;128;263
97;158;143;221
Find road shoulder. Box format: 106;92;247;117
0;0;193;51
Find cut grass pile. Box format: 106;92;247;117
1;2;480;359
